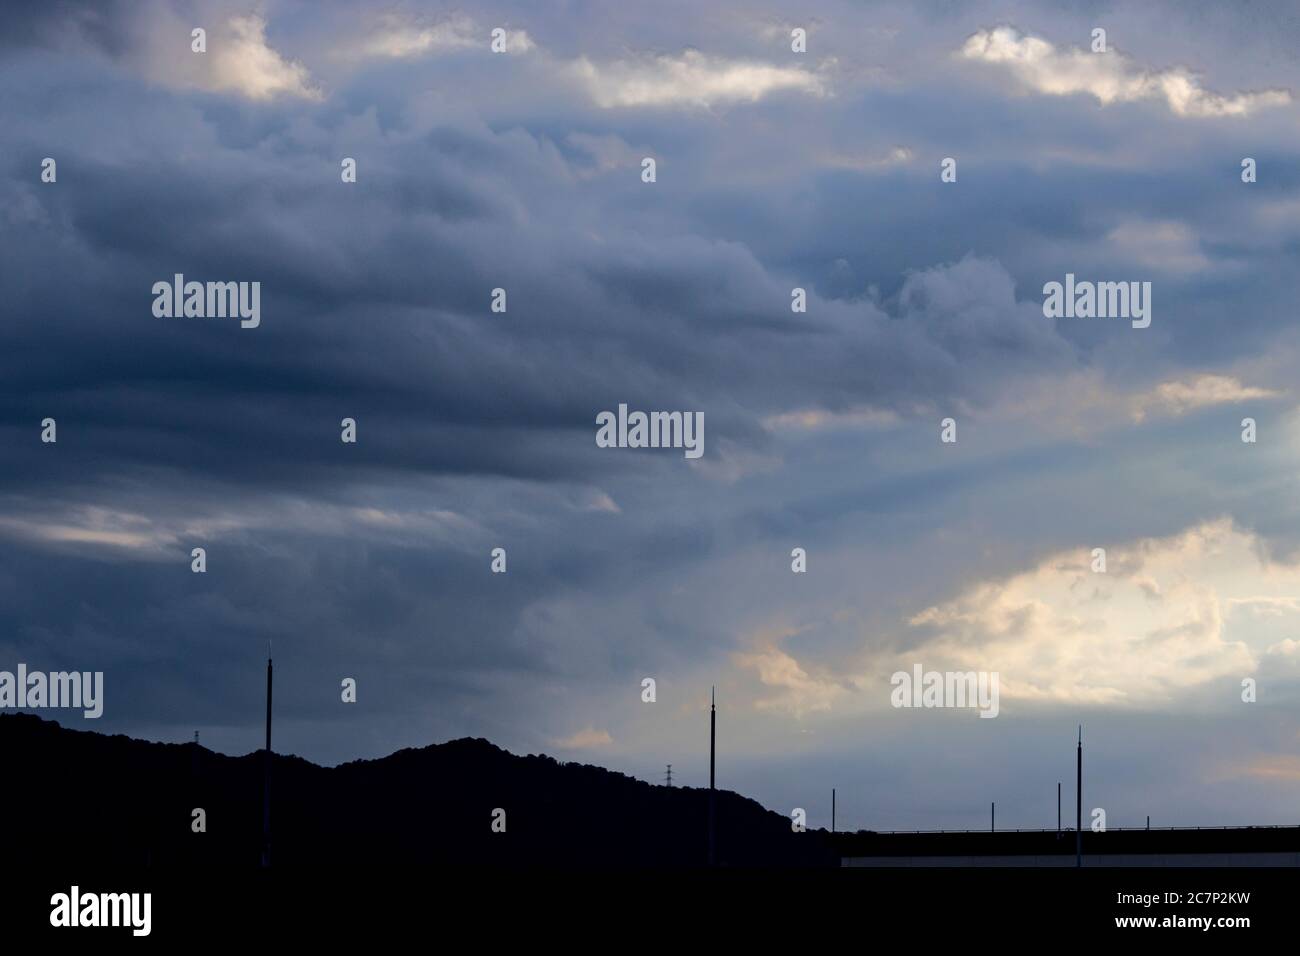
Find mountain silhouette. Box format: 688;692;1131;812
1;713;836;867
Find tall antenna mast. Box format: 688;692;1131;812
1075;725;1082;868
262;645;273;868
664;764;673;787
708;686;716;866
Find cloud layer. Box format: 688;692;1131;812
3;0;1300;831
962;26;1291;117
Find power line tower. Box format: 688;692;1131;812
664;764;673;787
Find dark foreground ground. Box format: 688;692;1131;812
2;714;1293;941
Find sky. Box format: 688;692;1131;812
3;0;1300;833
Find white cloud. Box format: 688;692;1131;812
354;14;478;58
565;132;641;177
0;497;488;560
976;367;1285;436
132;12;320;101
962;27;1290;118
1130;374;1282;422
1105;220;1211;273
734;626;844;716
210;15;320;101
821;144;914;171
894;519;1300;708
569;49;827;109
1265;636;1300;656
0;507;178;555
348;15;532;59
495;29;535;55
582;491;622;514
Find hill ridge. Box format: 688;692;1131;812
1;713;836;868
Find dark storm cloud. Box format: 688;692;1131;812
0;0;140;56
0;44;1085;503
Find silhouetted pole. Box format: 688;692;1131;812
708;686;716;866
832;788;836;834
1075;726;1082;868
1146;815;1150;830
991;801;995;832
190;730;201;864
262;649;273;868
1057;782;1061;837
